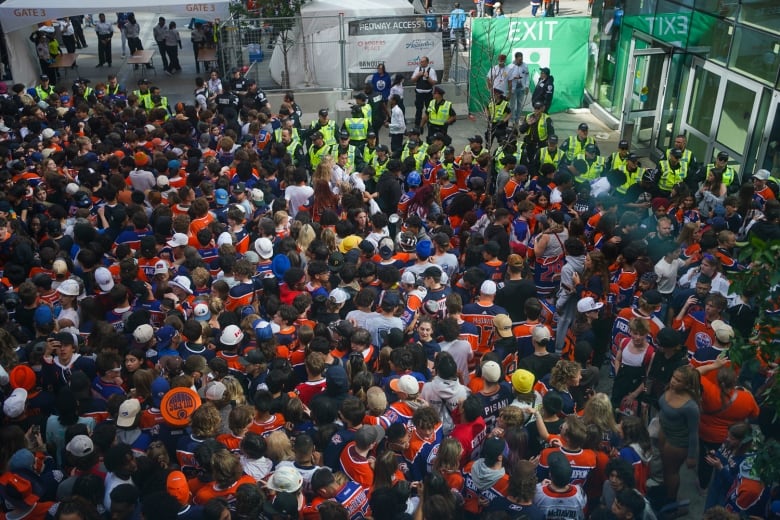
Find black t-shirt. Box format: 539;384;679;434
527;416;564;457
496;279;536;322
518;352;560;382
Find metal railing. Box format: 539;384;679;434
215;13;471;93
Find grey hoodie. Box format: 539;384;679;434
556;254;586;309
469;458;506;490
420;376;469;435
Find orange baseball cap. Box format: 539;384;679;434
10;366;36;391
160;387;201;427
166;470;191;505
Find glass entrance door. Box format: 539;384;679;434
680;58;765;181
620;39;671;157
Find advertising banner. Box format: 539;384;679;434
347;16;444;90
469;17;590;114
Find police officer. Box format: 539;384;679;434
242;79;268;112
519;101;554;166
343;105;370;151
215;85;240;118
421;85;456;139
615;152;643;197
308;108;337;147
487;88;511;146
133;78;152;110
569;143;604;185
658;148;688;197
412;56;437;128
229;67;248;94
706;151;736;189
33;75;55;103
403;128;429;163
330;130;364;173
362;84;386;138
560;123;599;163
308;131;329;171
279;127;305;167
606;139;630;173
534;135;564;174
531;67;554;113
364;132;379;170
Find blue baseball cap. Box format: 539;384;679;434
215;189;229;205
252;319;274;341
155;325;177;350
416;240;432;259
34;305;53;327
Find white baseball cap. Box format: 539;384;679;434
254;237;274;259
390;374;420;395
3;388;27;418
169;276;193;295
56;279;80;296
329;288;349;305
167;233;189;248
117;398;141;428
220;324;244;346
576;296;604;313
94;267;114;292
193;303;211;322
480;280;497;295
133;324;154;344
205;381;227;401
154;260;170;275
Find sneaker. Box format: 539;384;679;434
165;70;173;76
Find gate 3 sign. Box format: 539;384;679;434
469;17;590;114
347;16;444;90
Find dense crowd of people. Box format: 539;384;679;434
0;54;779;520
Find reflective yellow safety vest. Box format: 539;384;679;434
133;90;152;110
344;117;369;141
658;160;688;192
539;146;563;167
310;119;337;146
610;151;628;173
427;99;452;126
616;164;642;194
364;146;377;168
360;104;372;122
373;157;390;180
35;85;54;101
489;100;509;123
533;113;550;142
274;127;300;143
666;148;693;171
575;154;605;182
565;135;596;161
329;144;357;172
309;143;329;170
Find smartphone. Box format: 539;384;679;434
31;424;41;436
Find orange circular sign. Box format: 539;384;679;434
160;387;201;427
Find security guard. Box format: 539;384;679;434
401;139;425;171
133;78;153;110
343;105;370;151
494;139;525;174
33;75;55;103
308;108;337;147
615;153;642;195
519;101;554;165
658;148;689;196
536;135;564;173
560;122;599;162
364;131;379;167
606;139;630;173
665;134;697;172
308;131;330;171
279;127;305;167
329;131;364;173
274;120;300;145
371;144;391;182
706;151;736;188
569;144;605;184
403;128;429;162
149;87;170;114
354;91;373;122
421;85;456;138
486;87;511;146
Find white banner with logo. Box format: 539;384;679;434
347;15;444;89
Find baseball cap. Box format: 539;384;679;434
626;153;639;162
155;325;177;350
511;369;535;394
10;366;36;392
416;240;433;259
548;451;572;485
493;314;513;338
539;67;550;75
33;305;53;327
717;151;729;161
577;296;603;313
193;303;211;322
55;276;78;294
266;466;303;493
481;361;502;383
65;435;94;457
585;144;598;154
94;267;114;292
251;188;265;205
480;280;497;295
467;135;483;144
433;85;445;95
355;425;385;448
532;325;551;344
671;148;683;158
389;374;420;395
548;135;559;143
329;288;349;305
0;473;38;506
618;139;629;149
153;260;170;275
151;376;170;408
205;381;227;401
117;398;141;428
157;175;170;189
400;271;417;286
481;437;505;464
641;289;663;306
240;348;267;366
167;233;189;248
220;325;244;346
578;123;589;131
381;291;401;308
378;237;395;259
339;235;362;254
656;327;681;349
318;108;329;117
711;320;735;343
134;152;150;166
166;471;191;506
215;189;229;205
328;251;345;272
3;388;27;418
133;324;154;344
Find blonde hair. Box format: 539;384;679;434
190;267;210;287
211;450;243;487
433;438;463;472
582;393;618;434
366;386;388;415
146;441;170;470
297;224;316;253
498;405;526;430
274;211;289;228
321;228;337;253
550;360;580;392
313;157;334;183
191;401;222;438
221;375;247;406
265;430;294;464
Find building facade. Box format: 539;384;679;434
587;0;780;181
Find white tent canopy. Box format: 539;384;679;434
300;0;413;36
0;0;230;33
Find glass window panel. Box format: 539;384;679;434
688;12;731;65
686;66;718;134
760;104;780;176
695;0;737;19
739;1;780;36
716;81;755;154
685;133;710;167
729;26;780;85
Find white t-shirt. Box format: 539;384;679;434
654;257;686;294
285;184;313;218
487;64;510;94
439;338;473;385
